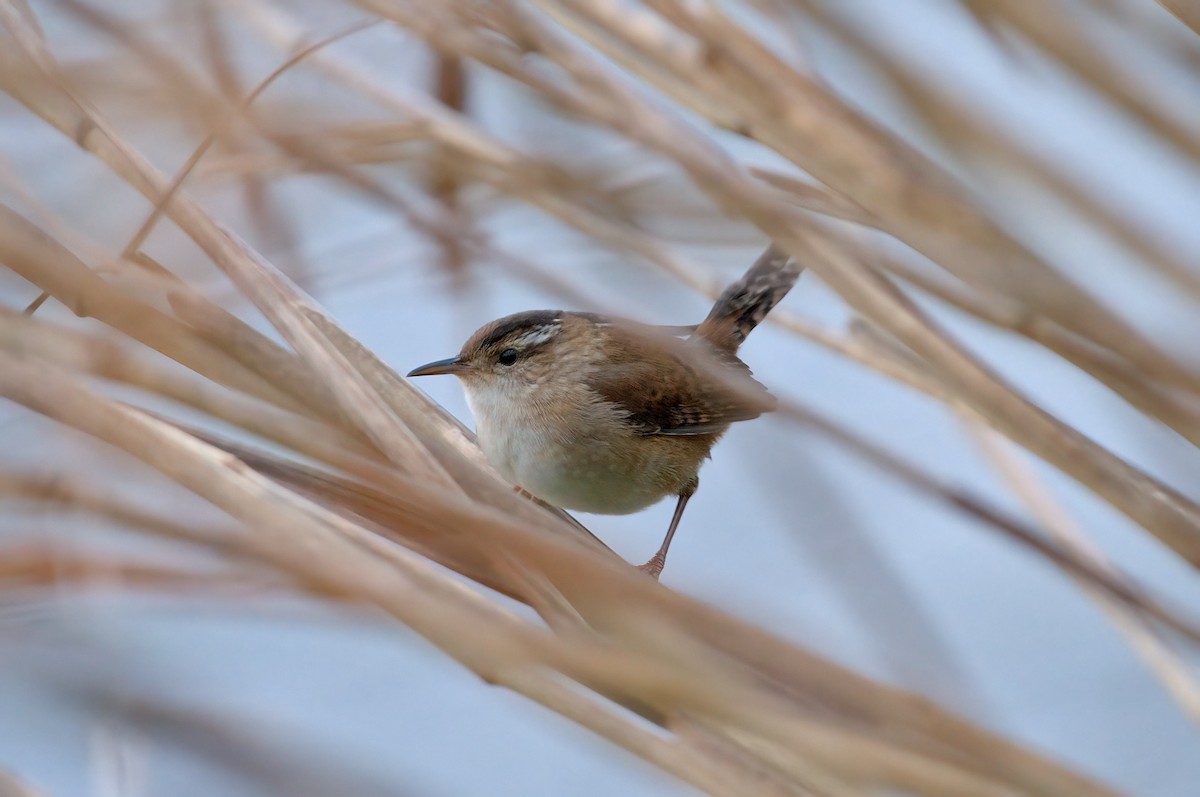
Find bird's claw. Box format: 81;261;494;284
637;554;666;580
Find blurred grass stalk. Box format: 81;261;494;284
1;0;1199;794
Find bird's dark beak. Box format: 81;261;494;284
407;356;469;377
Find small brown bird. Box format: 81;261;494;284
408;245;800;577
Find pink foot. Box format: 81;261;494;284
637;554;666;580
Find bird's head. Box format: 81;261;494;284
407;310;594;395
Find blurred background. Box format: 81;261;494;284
2;0;1200;795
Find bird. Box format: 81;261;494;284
407;244;801;577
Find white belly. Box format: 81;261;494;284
465;386;674;515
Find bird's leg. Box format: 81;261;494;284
638;479;697;580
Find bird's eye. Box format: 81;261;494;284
498;348;519;366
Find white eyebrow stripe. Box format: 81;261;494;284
513;323;561;348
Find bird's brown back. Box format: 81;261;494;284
585;327;773;436
587;243;800;437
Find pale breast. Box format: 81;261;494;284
465;382;702;515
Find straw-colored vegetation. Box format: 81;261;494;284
1;1;1198;794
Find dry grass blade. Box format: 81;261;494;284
1;0;1195;793
117;16;380;261
0;471;242;551
0;543;282;597
0;203;305;413
0;355;990;794
964;0;1200;163
772;400;1200;645
544;0;1199;393
0;339;1117;794
827;228;1200;446
0;769;44;797
966;426;1200;724
801;5;1200;305
0;308;377;467
266;300;1200;647
327;0;1200;569
1156;0;1200;36
0;8;460;488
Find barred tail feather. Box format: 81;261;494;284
694;244;802;352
